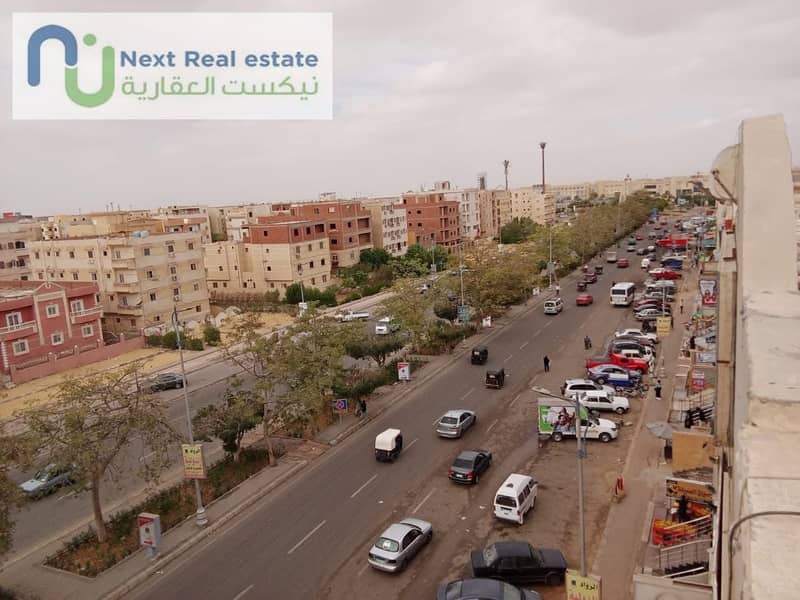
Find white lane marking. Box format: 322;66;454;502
402;438;419;454
139;450;156;463
232;584;254;600
287;520;326;555
533;328;542;337
357;563;370;577
350;474;378;499
57;490;78;501
486;418;499;434
460;388;475;400
504;354;513;363
413;489;436;514
519;341;529;350
510;393;521;407
543;321;552;328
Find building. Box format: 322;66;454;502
0;213;42;281
442;184;481;241
477;189;512;239
207;203;274;242
509;186;556;225
203;218;331;298
29;231;209;337
0;280;102;383
150;205;212;244
399;190;460;251
40;211;151;240
359;197;408;257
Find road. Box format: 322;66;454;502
127;244;656;600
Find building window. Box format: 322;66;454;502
103;250;108;256
243;283;248;289
81;324;93;337
88;250;93;258
322;275;327;283
70;299;84;313
195;305;201;312
218;266;224;271
149;292;157;301
46;304;59;317
69;251;75;258
222;282;227;288
146;270;154;279
37;272;44;280
173;288;180;297
188;242;194;250
311;278;316;285
12;339;29;355
190;263;197;271
130;319;136;326
167;244;174;253
51;332;64;345
212;282;218;288
321;258;326;266
329;223;337;231
34;251;40;259
319;242;324;249
6;313;22;328
72;273;79;280
170;266;177;275
154;315;160;322
193;283;200;291
269;283;275;288
144;248;151;256
266;266;271;271
106;273;111;279
91;272;98;280
59;272;64;278
309;261;315;268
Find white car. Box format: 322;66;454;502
375;317;399;335
640;258;651;269
561;379;615;398
615;328;658;343
335;310;370;322
579;390;630;414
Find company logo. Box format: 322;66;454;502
27;24;115;107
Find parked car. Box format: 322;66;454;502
579;390;630;414
583;272;598;284
587;364;642;385
586;353;650;374
615;328;658;343
470;541;567;585
367;517;433;572
633;301;671;313
437;579;542;600
20;464;77;499
561;378;615;398
436;410;476;439
375;316;400;335
449;450;492;484
617;258;630;268
648;268;682;280
594;265;603;275
636;247;649;256
640;257;651;269
145;372;185;392
635;307;671;321
575;293;593;306
335;310;370;322
636;234;643;240
626;243;636;252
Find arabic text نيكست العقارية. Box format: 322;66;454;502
119;75;319;100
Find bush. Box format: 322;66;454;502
203;326;221;346
161;331;178;350
145;334;162;348
186;337;204;351
343;291;362;303
434;302;458;321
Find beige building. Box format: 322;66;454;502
359;197;408;257
207;203;273;242
29;231;209;337
509;186;556;225
150;205;212;244
0;214;42;281
477;189;512;239
443;186;481;241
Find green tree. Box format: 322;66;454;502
359;248;392;269
346;336;403;368
19;363;177;543
381;279;436;351
192;378;262;461
0;429;35;560
500;217;539;244
202;325;221;346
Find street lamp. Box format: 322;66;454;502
532;385;587;576
171;305;208;528
540;142;554;290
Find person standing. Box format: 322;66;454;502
543;355;551;373
555;284;561;296
680;298;684;314
358;398;367;418
584;335;592;350
655;379;663;400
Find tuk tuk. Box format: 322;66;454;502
471;345;488;365
375;428;403;462
594;265;604;275
577;280;587;292
485;368;506;389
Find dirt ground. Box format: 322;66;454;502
217;311;294;343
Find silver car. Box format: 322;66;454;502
368;518;433;572
436;410;476;439
20;464;76;499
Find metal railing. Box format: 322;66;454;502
0;320;37;335
660;514;713;546
658;538;711;575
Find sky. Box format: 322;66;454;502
1;0;799;216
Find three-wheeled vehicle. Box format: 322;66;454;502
576;280;588;292
471;345;488;365
594;265;604;275
485;368;506;389
375;428;403;462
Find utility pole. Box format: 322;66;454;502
503;159;510;191
540;142;553;289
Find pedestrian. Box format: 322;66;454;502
684;410;693;429
689;335;696;350
654;379;662;400
677;495;690;522
555;284;561;296
680;299;684;314
584;335;592;350
543;355;550;373
670;314;674;328
358;398;367;418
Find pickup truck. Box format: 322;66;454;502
585;352;650;375
334;310;370;322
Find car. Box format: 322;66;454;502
635;234;643;240
617;258;630;268
576;280;587;292
471;345;489;365
561;378;615;398
583;272;597;284
375;316;400;335
636;247;648;256
654;224;662;230
335;310;371;322
633;301;671;313
367;517;433;572
437;578;542;600
436;410;476;439
586;353;650;374
543;297;563;315
448;449;492;484
580;390;630;414
635;307;671;321
626;243;636;252
649;268;682;280
587;364;642;385
575;293;593;306
610;340;655;360
145;372;185;392
20;464;77;499
470;541;567;585
615;328;658;343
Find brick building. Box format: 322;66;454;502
399;191;460;251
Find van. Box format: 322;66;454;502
543;298;563;315
494;473;538;525
645;281;676;295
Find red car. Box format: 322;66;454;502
617;258;630;268
576;293;593;306
635;234;643;240
586;353;650;375
649;268;682;280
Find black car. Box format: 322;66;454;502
145;372;185;392
471;541;567;585
448;450;492;484
471;345;488;365
437;578;541;600
485;368;505;389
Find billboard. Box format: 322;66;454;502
537;400;588;436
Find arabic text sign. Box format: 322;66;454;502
665;477;714;504
181;443;207;479
12;13;332;119
566;570;601;600
656;316;671;337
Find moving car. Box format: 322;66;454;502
636;234;643;240
145;372;185;392
543;297;563;315
470;541;567;585
437;579;542;600
436;410;476;439
626;243;636;252
615;328;658;343
485;368;505;389
583;271;598;284
20;464;77;499
335;309;370;322
374;316;400;335
636;247;649;256
494;473;538;525
449;449;492;484
375;429;404;462
368;517;432;573
575;293;593;306
471;345;488;365
576;280;587;292
617;258;630;268
594;265;603;274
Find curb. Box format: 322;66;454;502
103;459;307;600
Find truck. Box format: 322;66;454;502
537;398;619;443
334;309;370;322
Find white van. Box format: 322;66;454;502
641;257;651;270
494;473;538;525
543;297;563;315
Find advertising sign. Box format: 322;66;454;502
537;401;589;436
665;477;714;504
656;316;671;337
397;362;410;382
696;351;716;366
181;443;207;479
481;315;492;328
138;512;161;548
691;370;706;391
699;279;718;306
566;570;601;600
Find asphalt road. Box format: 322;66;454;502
127;245;655;600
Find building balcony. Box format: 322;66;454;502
70;305;102;325
114;303;142;314
113;281;140;291
0;320;38;341
111;256;136;268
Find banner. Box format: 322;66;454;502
397;362;410;381
699;279;718;306
665;477;714;504
566;570;601;600
656;316;671;336
181;443;207;479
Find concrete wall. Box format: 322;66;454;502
633;574;712;599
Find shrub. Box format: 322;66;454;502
161;331;178;350
186;337;204;351
145;334;162;348
203;325;221;346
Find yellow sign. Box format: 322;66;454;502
181;444;207;480
656;316;672;336
566;570;601;600
665;477;714;504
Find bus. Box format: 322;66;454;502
610;282;636;306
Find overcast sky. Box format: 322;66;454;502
1;0;798;216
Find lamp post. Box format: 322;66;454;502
532;385;587;576
171;305;208;528
540;141;553;289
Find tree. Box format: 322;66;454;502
192;378;262;461
500;217;539;244
203;325;221;346
381;279;436;351
359;248;391;269
346;336;403;368
0;429;35;560
20;363;177;543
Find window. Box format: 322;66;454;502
307;244;312;251
81;324;93;337
88;250;93;258
46;304;59;317
38;272;44;280
173;288;180;297
212;282;218;288
322;275;327;283
329;223;337;231
72;273;79;281
218;266;224;272
311;278;316;285
190;263;197;271
146;270;154;279
243;283;248;289
51;332;64;345
70;299;84;313
196;305;201;312
6;313;22;328
149;292;157;301
106;273;111;279
130;319;136;326
321;258;326;266
103;250;108;256
55;251;60;257
167;244;174;253
91;272;98;281
269;283;275;288
69;251;75;259
59;272;64;278
222;282;227;288
12;339;29;355
188;242;194;250
266;266;271;271
193;283;200;291
319;242;324;249
170;266;177;275
34;251;40;259
144;247;151;256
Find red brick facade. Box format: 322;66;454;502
399;193;460;250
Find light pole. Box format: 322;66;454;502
457;243;466;307
540;142;553;289
172;305;208;528
532;385;587;576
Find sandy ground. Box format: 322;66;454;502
217;312;294;343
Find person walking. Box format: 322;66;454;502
358;398;367;418
543;355;551;373
679;298;684;315
654;379;663;400
555;284;561;296
584;335;592;350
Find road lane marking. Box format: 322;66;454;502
232;585;254;600
413;489;436;514
533;328;542;337
432;415;442;426
557;343;565;352
357;563;370;577
510;393;522;407
543;321;552;328
504;354;513;363
519;341;529;350
350;474;378;499
460;388;475;400
486;418;499;434
402;438;419;454
288;520;326;555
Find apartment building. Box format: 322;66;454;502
0;213;42;281
150;205;212;244
477;189;512;239
204;219;331;297
207;204;273;242
399;191;460;251
40;211;151;240
29;231;209;337
359;197;409;257
442;185;481;241
509;186;556;225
